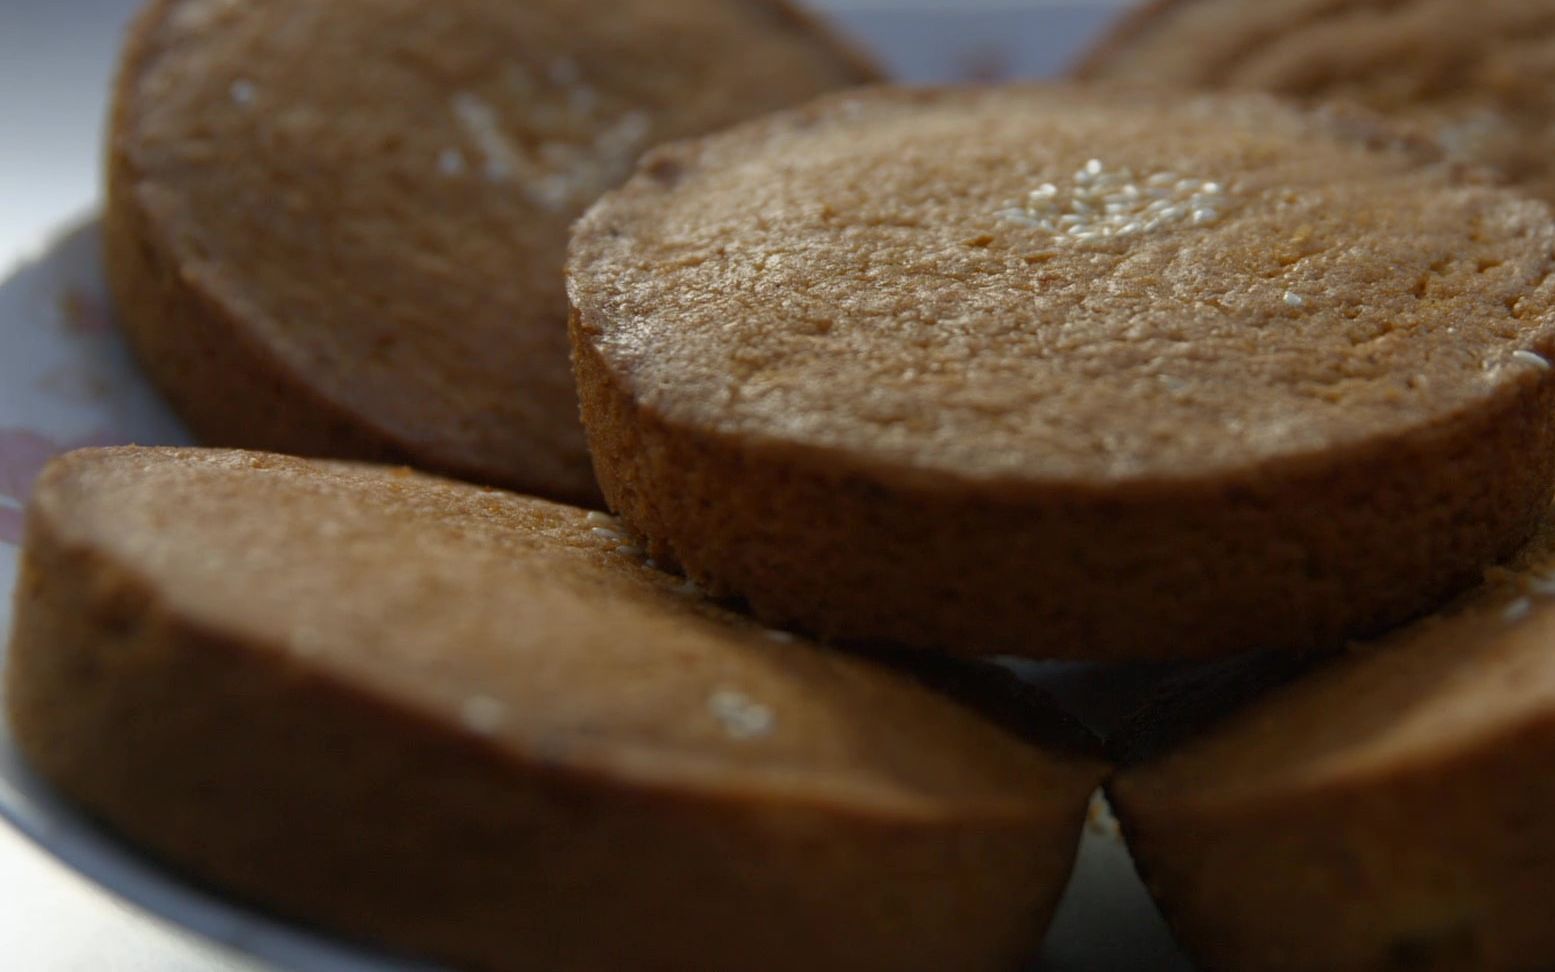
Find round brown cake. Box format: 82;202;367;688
6;447;1105;972
1111;503;1555;971
1077;0;1555;205
105;0;878;507
568;84;1555;661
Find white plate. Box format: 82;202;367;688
0;4;1195;969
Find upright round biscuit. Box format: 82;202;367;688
568;84;1555;661
1077;0;1555;204
5;447;1105;972
105;0;878;507
1111;506;1555;971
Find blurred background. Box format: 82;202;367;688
0;1;1127;969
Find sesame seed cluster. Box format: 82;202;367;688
446;59;652;211
999;158;1228;242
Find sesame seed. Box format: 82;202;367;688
1284;291;1305;308
229;78;257;106
528;175;574;212
585;511;620;527
591;526;627;542
615;544;645;558
1527;573;1555;596
568;86;598;116
599;111;650;149
290;625;325;658
1438;111;1510;159
460;696;505;735
437;147;467;177
762;629;797;644
1503;597;1534;623
451;91;522;183
1513;349;1551;371
548;57;581;86
708;689;775;741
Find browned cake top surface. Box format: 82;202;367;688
570;85;1555;490
119;0;873;490
1080;0;1555;203
32;448;1095;817
1120;507;1555;804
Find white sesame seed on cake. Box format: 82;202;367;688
707;688;776;741
459;695;507;735
1514;349;1551;371
997;160;1230;242
228;77;256;106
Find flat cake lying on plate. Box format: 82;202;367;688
6;446;1106;972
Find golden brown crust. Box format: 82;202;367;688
6;447;1103;972
568;83;1555;661
104;0;879;508
1110;507;1555;971
104;102;429;487
1076;0;1555;204
576;316;1555;660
